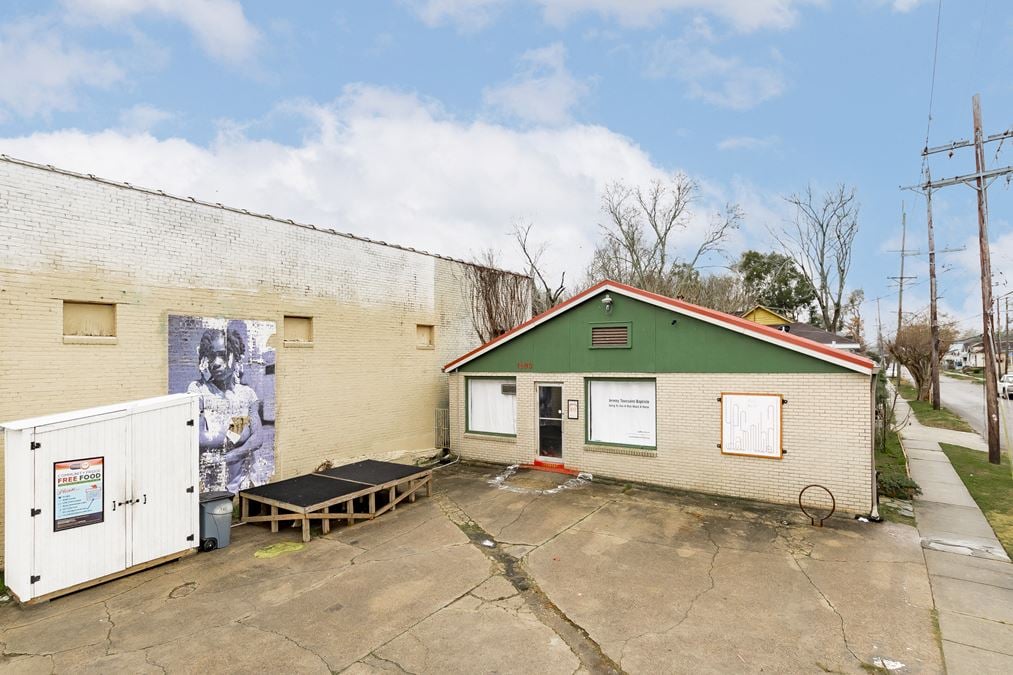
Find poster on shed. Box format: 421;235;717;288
54;457;104;531
168;316;276;493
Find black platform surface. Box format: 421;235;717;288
241;474;366;508
318;459;428;486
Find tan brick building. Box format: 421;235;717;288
445;281;878;514
0;155;521;560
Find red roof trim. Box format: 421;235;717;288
443;280;874;373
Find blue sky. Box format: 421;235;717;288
1;0;1012;335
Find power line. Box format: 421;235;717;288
923;0;944;154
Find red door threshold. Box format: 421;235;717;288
520;460;580;476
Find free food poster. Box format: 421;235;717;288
54;457;104;531
168;315;276;493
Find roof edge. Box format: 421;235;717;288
444;280;874;375
0;153;529;280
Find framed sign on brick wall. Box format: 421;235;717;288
719;392;783;459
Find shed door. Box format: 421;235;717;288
32;416;129;598
128;401;198;566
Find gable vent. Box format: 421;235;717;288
591;325;629;347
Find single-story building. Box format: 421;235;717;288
445;281;878;514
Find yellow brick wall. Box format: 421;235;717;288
0;159;499;564
450;371;874;514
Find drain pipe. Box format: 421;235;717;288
863;368;883;522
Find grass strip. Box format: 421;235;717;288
895;380;975;433
939;443;1013;559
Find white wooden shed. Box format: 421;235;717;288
3;394;200;603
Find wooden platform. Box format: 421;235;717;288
239;460;433;542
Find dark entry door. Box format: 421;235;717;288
537;384;563;460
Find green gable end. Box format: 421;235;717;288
457;291;850;374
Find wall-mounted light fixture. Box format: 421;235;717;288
601;293;613;314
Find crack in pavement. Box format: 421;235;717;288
495;494;541;538
101;601;115;656
365;652;418;674
143;648;169;674
616;523;721;669
438;491;623;674
788;551;867;669
352;573;496;671
239;619;333;672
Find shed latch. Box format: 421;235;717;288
30;441;41;450
185;486;194;493
186;534;194;542
30;575;40;584
30;508;41;517
186;419;195;427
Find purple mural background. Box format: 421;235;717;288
168;315;276;493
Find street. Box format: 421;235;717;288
938;373;1013;449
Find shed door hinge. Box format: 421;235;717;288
30;575;40;584
30;508;41;517
186;534;194;542
186;419;195;426
185;486;194;493
30;441;41;450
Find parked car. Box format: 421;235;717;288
1000;374;1013;399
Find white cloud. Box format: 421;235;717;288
0;17;124;118
647;22;787;109
483;43;590;125
890;0;927;12
717;135;779;151
404;0;507;31
537;0;817;32
0;86;747;288
117;103;172;132
62;0;261;64
409;0;819;32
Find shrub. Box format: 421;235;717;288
878;473;922;500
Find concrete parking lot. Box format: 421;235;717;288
1;463;943;674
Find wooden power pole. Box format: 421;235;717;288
974;95;1001;465
905;93;1013;465
925;169;942;410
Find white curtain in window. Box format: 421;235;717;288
588;379;656;447
468;378;516;435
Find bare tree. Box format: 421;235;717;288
775;184;860;333
513;222;566;314
673;269;755;314
587;174;742;296
889;313;958;401
461;250;532;343
842;289;867;351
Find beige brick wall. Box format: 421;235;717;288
450;371;874;514
0;159;499;563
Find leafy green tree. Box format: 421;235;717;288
736;250;815;320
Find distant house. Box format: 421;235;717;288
738;306;861;353
740;305;792;326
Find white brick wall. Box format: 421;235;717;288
450;371;874;513
0;158;514;561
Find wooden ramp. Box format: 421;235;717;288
239;460;433;542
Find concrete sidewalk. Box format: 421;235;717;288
894;395;1013;673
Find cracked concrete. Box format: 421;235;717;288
0;463;943;674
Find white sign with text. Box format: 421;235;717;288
588;379;656;447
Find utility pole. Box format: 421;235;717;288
925;168;942;409
888;206;917;380
975;95;1001;465
904;93;1013;465
877;297;885;363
